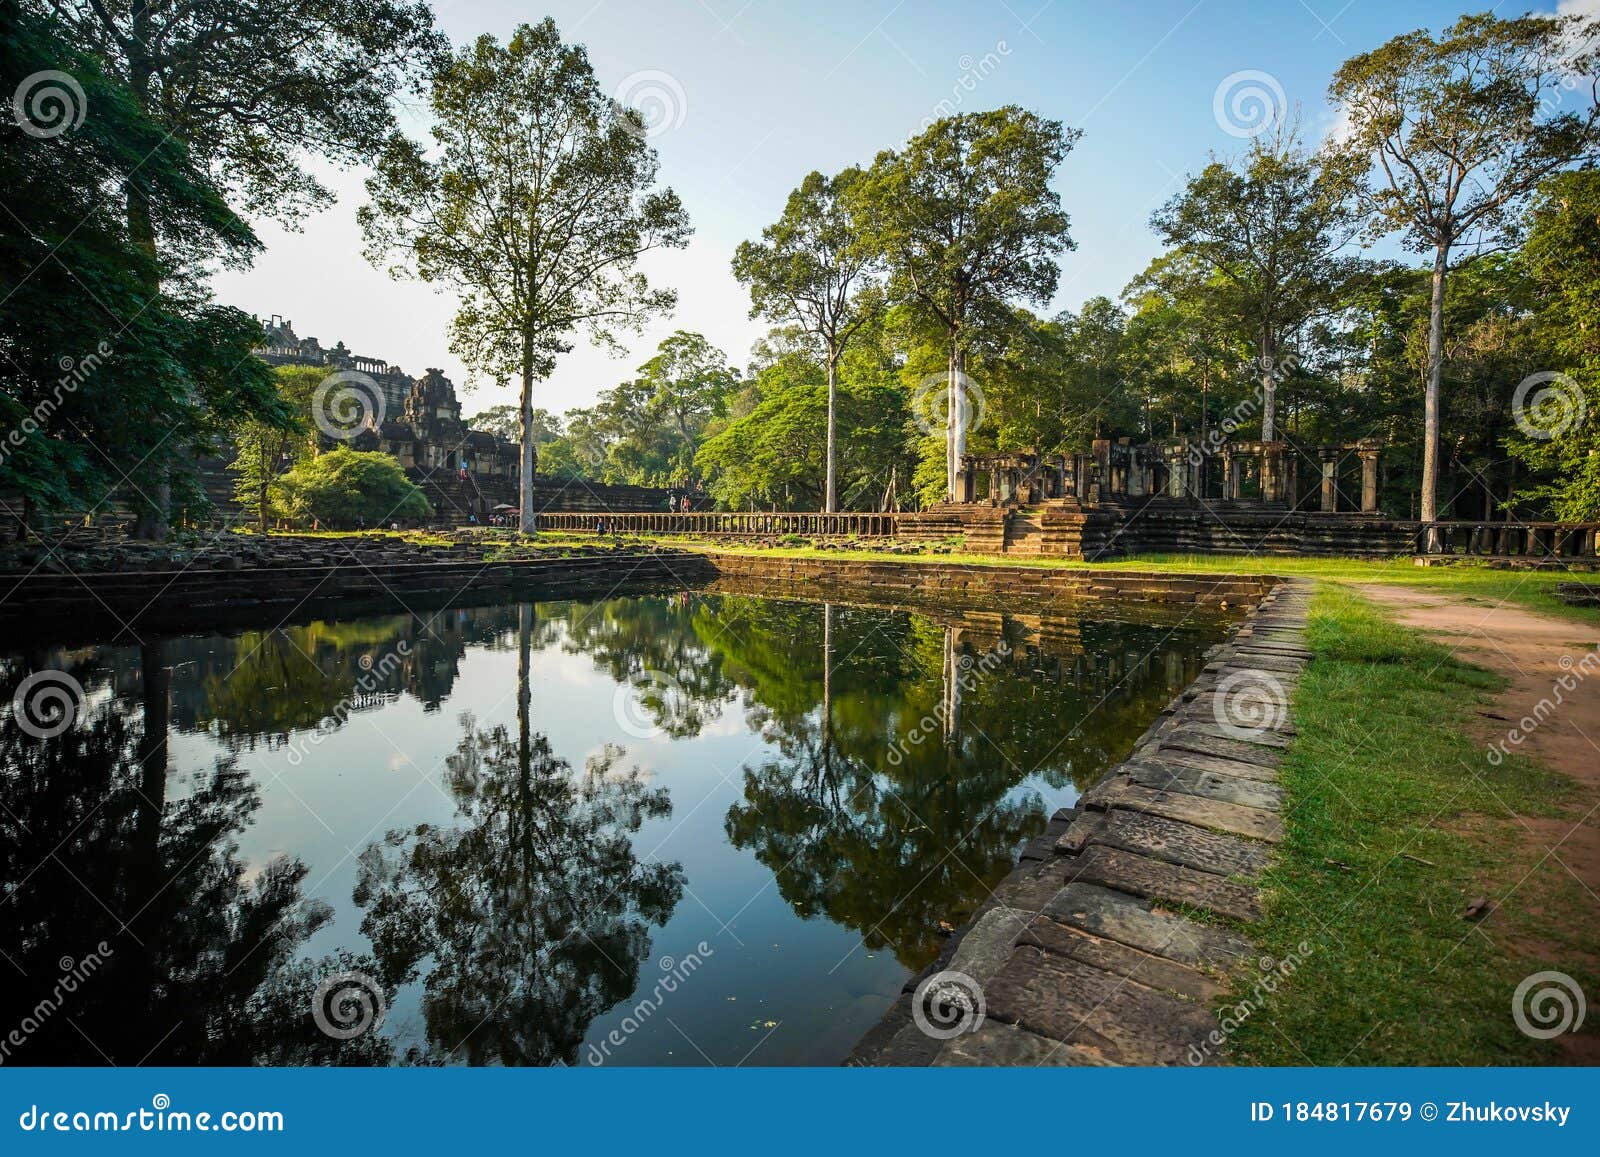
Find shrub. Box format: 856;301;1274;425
271;448;432;528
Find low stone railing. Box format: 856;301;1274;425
532;511;899;537
1417;520;1600;560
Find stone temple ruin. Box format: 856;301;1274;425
897;436;1417;557
236;316;672;522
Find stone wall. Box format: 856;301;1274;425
701;552;1278;611
1;543;713;643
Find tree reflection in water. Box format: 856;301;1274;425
0;644;393;1065
353;606;686;1065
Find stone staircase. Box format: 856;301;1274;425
1003;507;1045;555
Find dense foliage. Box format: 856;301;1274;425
271;448;430;528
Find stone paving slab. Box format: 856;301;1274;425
934;1022;1112;1066
1042;882;1253;969
1123;761;1286;812
1126;748;1282;789
1160;729;1284;768
1017;915;1228;1001
984;946;1221;1065
1081;776;1285;842
1056;808;1271;879
1063;843;1263;923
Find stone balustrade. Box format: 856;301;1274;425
533;511;900;537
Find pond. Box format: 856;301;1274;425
0;588;1226;1066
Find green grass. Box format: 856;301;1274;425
1229;585;1594;1065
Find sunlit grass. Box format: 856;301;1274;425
1229;586;1591;1065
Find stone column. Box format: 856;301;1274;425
1223;450;1240;502
1319;450;1338;513
1261;442;1286;505
1358;443;1381;513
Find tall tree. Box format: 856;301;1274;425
1151;127;1360;442
1330;10;1600;543
732;168;880;511
1509;170;1600;520
360;20;692;528
637;331;737;470
2;1;281;533
860;107;1078;501
43;0;443;534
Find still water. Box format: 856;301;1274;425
0;590;1223;1066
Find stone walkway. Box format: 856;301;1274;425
850;580;1311;1066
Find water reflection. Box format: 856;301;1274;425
0;642;393;1065
0;591;1221;1065
354;608;685;1065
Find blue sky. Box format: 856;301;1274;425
210;0;1578;418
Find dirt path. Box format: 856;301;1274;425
1359;584;1600;1058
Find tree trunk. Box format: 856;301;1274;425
518;345;536;533
1421;242;1449;551
127;7;170;540
1259;328;1276;443
823;348;839;513
946;346;968;503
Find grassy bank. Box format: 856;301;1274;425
1230;585;1593;1064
